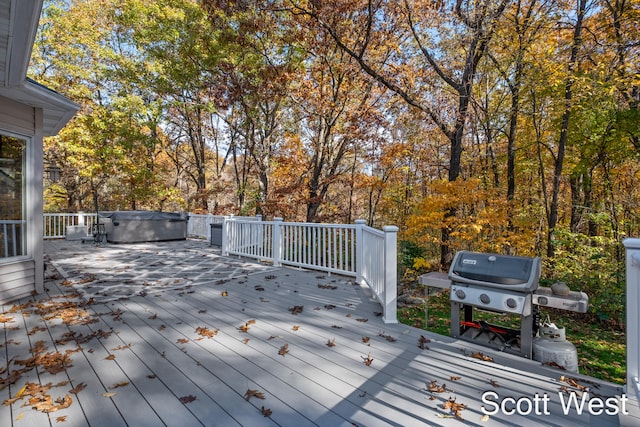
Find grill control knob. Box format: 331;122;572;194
480;294;490;304
538;296;548;306
455;289;466;300
506;298;518;309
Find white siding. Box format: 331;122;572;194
0;94;35;135
0;259;35;304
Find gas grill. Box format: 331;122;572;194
446;251;588;359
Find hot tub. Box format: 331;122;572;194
98;211;188;243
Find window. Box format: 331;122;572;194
0;133;27;259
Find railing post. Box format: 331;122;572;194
256;214;263;221
272;218;283;267
624;238;640;400
382;225;399;324
221;216;230;256
78;212;85;226
355;220;366;284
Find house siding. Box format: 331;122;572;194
0;94;41;303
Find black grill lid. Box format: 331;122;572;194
448;251;541;292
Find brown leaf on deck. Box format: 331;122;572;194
317;284;338;290
196;326;219;338
179;395;197;404
356;318;368;323
244;389;266;400
177;338;189;344
292;325;300;331
243;338;250;344
239;323;251;333
441;396;466;420
418;335;431;349
289;305;304;315
378;333;396;342
111;344;132;351
362;336;370;343
326;338;336;347
55;415;68;423
427;380;447;393
69;382;87;394
471;352;494;362
105;354;116;360
110;381;129;389
278;344;289;356
489;379;499;387
0;314;15;323
362;353;374;366
261;406;272;417
450;376;461;381
559;375;590;392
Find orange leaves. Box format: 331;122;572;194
0;314;15;323
196;326;219;338
427;380;447;393
244;389;266;400
471;352;494;362
261;406;272;417
441;396;466;420
326;338;336;347
238;320;255;333
4;382;73;413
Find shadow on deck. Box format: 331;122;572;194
0;239;637;426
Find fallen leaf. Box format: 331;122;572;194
324;304;336;310
289;305;304;315
326;338;336;347
278;344;289;356
442;396;466;420
427;381;447;393
418;335;431;350
450;376;461;381
177;338;189;344
481;414;490;422
16;412;24;420
196;327;219;338
179;395;197;404
489;379;499;387
56;415;67;423
69;383;86;394
362;353;374;366
292;325;300;331
105;354;116;361
147;374;157;379
244;389;266;400
356;318;368;323
103;392;116;398
243;338;250;344
110;381;129;389
221;291;228;297
362;337;370;343
471;352;493;362
261;406;272;417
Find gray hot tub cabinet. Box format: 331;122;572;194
98;211;188;243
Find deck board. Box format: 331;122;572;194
0;239;637;426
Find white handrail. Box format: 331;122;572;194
223;217;398;323
43;213;98;239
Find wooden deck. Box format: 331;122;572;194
1;239;638;426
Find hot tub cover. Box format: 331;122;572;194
98;211;188;221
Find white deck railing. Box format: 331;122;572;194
0;220;25;258
39;212;398;323
43;213;98;239
223;217;398;323
187;214;262;240
624;238;640;400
